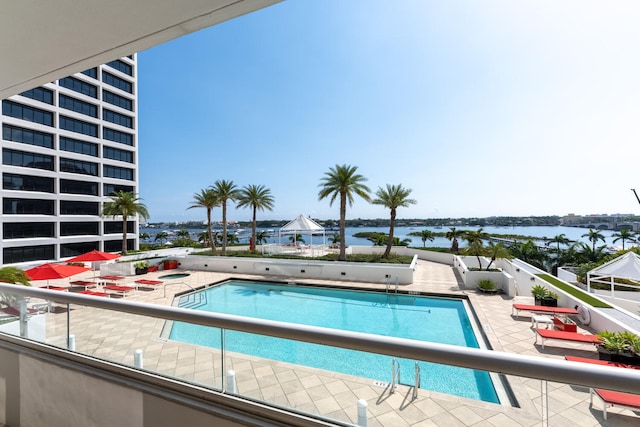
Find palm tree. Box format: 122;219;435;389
372;184;417;258
187;188;219;253
418;230;435;248
446;227;465;253
288;234;305;244
582;228;606;252
154;231;168;245
318;164;371;261
463;228;489;268
547;233;570;273
176;229;190;239
139;232;150;241
255;230;269;246
612;229;636;250
210;180;239;256
236;184;275;253
197;231;209;246
484;242;511;271
102;191;149;255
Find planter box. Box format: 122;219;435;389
134;267;148;275
541;297;558;307
598;346;640;365
553;315;577;332
163;260;178;270
148;265;159;273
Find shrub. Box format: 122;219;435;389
477;279;496;291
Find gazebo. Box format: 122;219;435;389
278;214;326;247
587;252;640;297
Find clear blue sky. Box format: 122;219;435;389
138;1;640;223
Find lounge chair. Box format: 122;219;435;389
512;303;578;319
534;328;601;349
80;290;110;297
103;285;135;296
590;388;640;420
39;285;68;291
564;355;640;370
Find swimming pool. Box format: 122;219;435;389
169;280;500;403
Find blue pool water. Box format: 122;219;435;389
169;281;499;403
159;273;190;280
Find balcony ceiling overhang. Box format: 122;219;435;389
0;0;280;99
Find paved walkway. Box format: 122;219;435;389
35;260;640;426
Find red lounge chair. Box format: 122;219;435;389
69;280;97;290
564;355;640;370
104;285;135;296
134;279;163;287
534;328;601;349
40;285;68;291
591;388;640;420
512;303;578;319
80;290;110;297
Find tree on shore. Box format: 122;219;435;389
582;228;606;252
446;227;465;252
418;230;435;248
484;242;511;270
210;180;239;256
372;184;416;258
612;229;636;250
102;191;149;255
318;164;370;261
236;184;274;253
187;188;219;253
154;231;168;245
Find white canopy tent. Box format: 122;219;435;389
587;251;640;297
278;214;326;247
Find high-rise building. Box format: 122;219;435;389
1;56;139;265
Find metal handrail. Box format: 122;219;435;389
1;283;640;395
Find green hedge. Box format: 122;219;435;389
535;274;612;308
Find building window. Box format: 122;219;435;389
102;90;133;111
2;100;53;126
3;198;55;215
4;245;55;264
59;94;98;118
60;179;98;196
81;68;98;79
104;239;133;253
102;128;133;146
106;59;133;76
103;146;133;163
60;242;99;258
59;158;98;176
104;183;134;196
60;222;100;236
104;221;134;234
103;109;133;129
2;124;54;149
102;71;133;94
3;173;54;193
59;115;98;137
3;222;55;239
3;148;54;170
103;165;133;181
60;136;98;157
59;76;97;98
60;200;99;215
19;87;54;105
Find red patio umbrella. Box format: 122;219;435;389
66;250;121;263
25;263;90;282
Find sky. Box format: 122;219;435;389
138;1;640;223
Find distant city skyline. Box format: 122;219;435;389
138;1;640;222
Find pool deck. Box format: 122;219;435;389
39;259;639;426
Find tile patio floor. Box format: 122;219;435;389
35;260;640;426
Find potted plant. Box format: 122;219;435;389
147;264;159;273
596;330;640;365
530;285;548;305
134;260;150;275
542;290;558;307
476;279;498;294
163;259;178;270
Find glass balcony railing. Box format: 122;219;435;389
1;283;640;426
